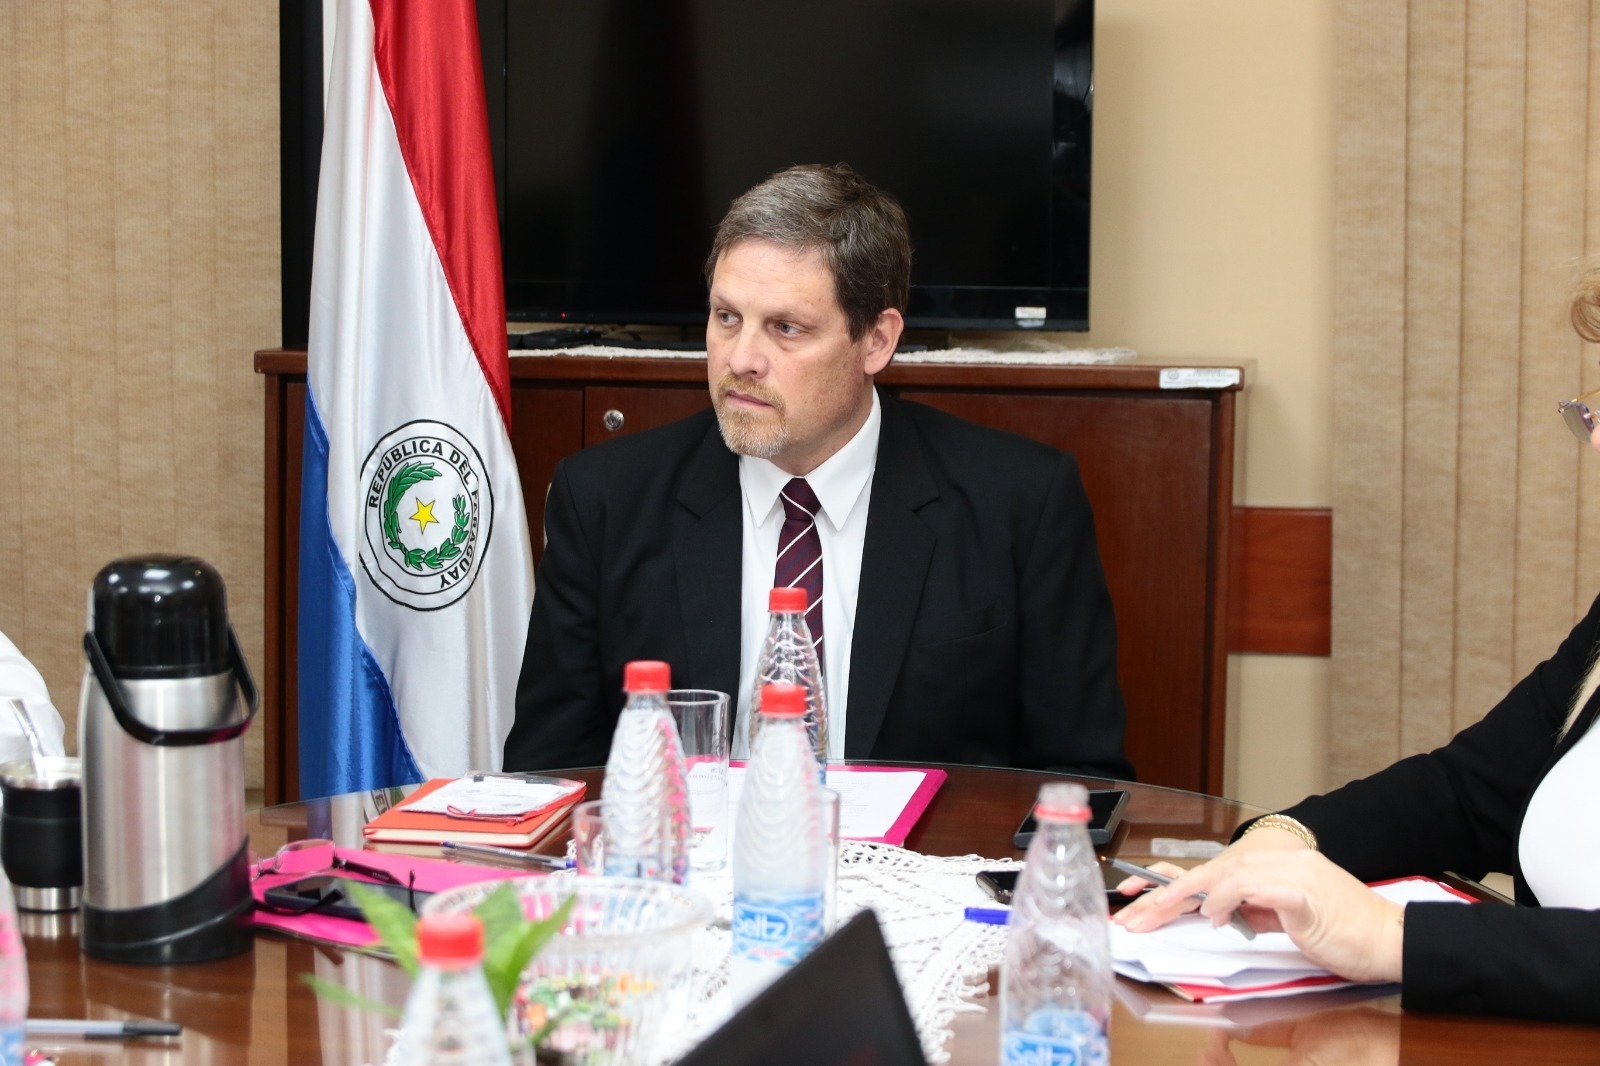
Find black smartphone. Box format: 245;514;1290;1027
1013;788;1128;848
977;866;1147;907
261;875;431;921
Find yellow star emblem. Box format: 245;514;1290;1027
410;498;439;536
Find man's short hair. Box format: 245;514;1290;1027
705;163;912;340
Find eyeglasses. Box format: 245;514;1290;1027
253;838;404;884
252;838;418;916
1560;386;1600;442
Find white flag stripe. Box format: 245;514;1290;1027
304;0;533;783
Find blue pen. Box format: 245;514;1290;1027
964;906;1012;926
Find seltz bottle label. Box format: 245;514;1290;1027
731;890;825;967
1001;1009;1109;1066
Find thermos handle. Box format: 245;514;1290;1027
82;628;260;747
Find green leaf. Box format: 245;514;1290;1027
472;882;525;946
300;973;404;1018
480;894;575;1019
345;880;421;977
437;541;461;560
405;549;425;570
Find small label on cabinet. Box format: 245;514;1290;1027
1160;368;1242;390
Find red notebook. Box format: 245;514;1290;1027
362;775;585;848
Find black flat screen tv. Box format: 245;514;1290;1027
478;0;1093;334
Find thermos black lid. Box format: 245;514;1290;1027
91;556;230;679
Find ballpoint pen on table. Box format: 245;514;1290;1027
1102;856;1257;940
26;1019;181;1039
963;906;1011;926
440;840;573;869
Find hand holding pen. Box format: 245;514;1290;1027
1103;856;1257;940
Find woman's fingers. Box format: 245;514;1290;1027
1189;852;1406;983
1111;859;1186;895
1115;862;1223;930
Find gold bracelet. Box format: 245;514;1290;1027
1242;813;1319;851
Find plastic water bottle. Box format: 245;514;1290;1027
749;587;828;768
601;660;691;884
391;913;512;1066
0;874;25;1066
729;682;827;1004
1000;781;1112;1066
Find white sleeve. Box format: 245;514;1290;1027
0;630;68;761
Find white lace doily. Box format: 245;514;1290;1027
654;842;1022;1064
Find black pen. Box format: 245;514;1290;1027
26;1018;182;1039
441;840;573;869
1102;856;1257;940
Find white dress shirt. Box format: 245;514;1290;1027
731;388;882;759
1520;719;1600;907
0;629;67;766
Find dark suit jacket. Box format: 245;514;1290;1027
504;393;1132;779
1264;591;1600;1023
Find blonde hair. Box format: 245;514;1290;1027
1567;647;1600;737
1570;263;1600;344
1563;267;1600;734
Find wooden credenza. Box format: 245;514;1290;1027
257;351;1245;803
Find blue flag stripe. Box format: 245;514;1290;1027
297;394;423;797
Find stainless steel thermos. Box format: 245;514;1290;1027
78;555;258;963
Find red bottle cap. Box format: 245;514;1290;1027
759;682;807;717
416;912;484;966
768;587;808;612
623;660;671;693
1033;782;1091;824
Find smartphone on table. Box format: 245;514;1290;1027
261;875;432;921
976;865;1148;909
1013;788;1128;848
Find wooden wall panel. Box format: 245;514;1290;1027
1229;508;1332;656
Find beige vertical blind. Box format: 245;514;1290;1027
1333;0;1600;785
0;4;279;783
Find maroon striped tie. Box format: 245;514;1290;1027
774;477;824;665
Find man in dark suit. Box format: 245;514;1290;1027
504;163;1131;779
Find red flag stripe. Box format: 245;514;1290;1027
369;0;511;427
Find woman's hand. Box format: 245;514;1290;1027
1112;823;1313;922
1112;842;1405;984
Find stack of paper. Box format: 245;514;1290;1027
724;765;945;845
1111;876;1471;1003
362;773;585;847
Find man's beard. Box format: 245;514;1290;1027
713;375;787;458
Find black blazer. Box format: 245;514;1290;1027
504;393;1132;779
1274;591;1600;1023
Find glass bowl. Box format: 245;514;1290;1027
423;875;712;1064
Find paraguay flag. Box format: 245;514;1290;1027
297;0;533;797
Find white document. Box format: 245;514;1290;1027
1111;876;1469;986
725;766;927;839
399;775;574;817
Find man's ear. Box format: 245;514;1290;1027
863;308;905;376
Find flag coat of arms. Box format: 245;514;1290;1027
298;0;533;797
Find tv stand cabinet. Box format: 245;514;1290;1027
256;351;1245;803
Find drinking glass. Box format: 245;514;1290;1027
821;787;841;931
570;800;609;876
667;689;730;872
